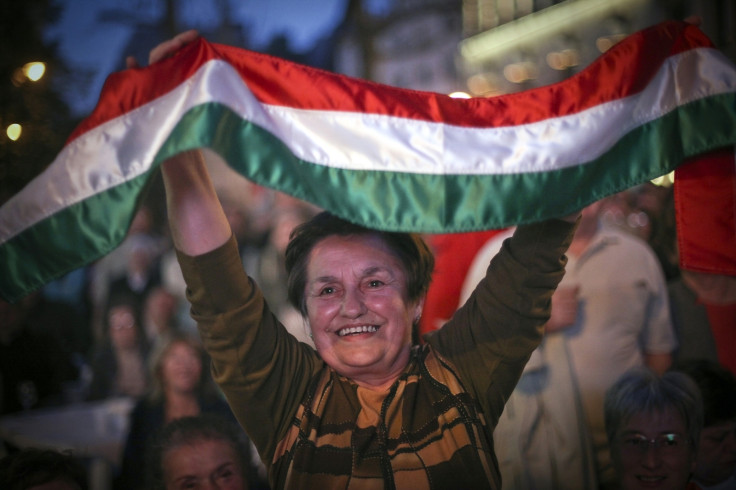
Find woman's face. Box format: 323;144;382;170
305;234;422;390
163;438;245;490
612;407;696;490
161;342;203;394
108;305;138;349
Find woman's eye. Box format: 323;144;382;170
368;280;383;288
320;286;335;295
216;469;234;480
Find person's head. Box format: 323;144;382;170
146;415;249;490
149;334;208;401
605;368;703;490
143;286;178;340
0;448;87;490
675;360;736;486
105;291;144;351
284;212;434;386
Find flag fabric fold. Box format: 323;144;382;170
1;20;736;302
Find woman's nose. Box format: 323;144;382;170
640;444;663;469
341;288;366;317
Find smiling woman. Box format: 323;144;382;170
172;186;577;490
285;213;433;390
604;368;703;490
128;31;580;489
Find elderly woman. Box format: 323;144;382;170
604;368;703;490
142;32;578;490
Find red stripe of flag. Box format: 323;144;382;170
70;21;712;142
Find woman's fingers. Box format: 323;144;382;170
148;29;200;65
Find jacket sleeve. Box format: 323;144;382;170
426;218;577;428
176;234;322;465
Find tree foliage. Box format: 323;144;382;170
0;0;78;202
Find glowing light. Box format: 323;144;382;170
23;62;46;82
7;124;22;141
596;34;627;53
503;62;537;84
467;73;502;96
547;49;580;70
651;171;675;187
449;91;471;99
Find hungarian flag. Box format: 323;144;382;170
1;20;735;302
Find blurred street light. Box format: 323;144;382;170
11;62;46;86
6;124;22;141
23;62;46;82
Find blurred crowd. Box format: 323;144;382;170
0;177;318;489
1;178;735;490
416;180;736;490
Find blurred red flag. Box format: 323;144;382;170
675;146;736;276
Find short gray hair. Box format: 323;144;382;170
604;367;703;450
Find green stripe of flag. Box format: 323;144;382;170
2;92;733;302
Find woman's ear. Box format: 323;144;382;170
413;297;426;324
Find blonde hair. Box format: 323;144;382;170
147;333;215;402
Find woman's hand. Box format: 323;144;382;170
125;29;199;69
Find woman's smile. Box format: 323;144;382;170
305;234;422;390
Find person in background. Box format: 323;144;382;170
560;197;677;487
142;285;181;352
89;204;168;341
459;227;597;490
88;290;150;401
0;447;88;490
456;196;675;489
146;414;268;490
116;333;236;489
675;360;736;489
604;368;702;490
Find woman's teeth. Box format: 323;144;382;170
338;325;378;336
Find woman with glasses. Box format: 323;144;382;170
88;290;150;400
604;368;703;490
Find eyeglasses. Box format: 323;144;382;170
621;433;687;454
110;322;135;330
